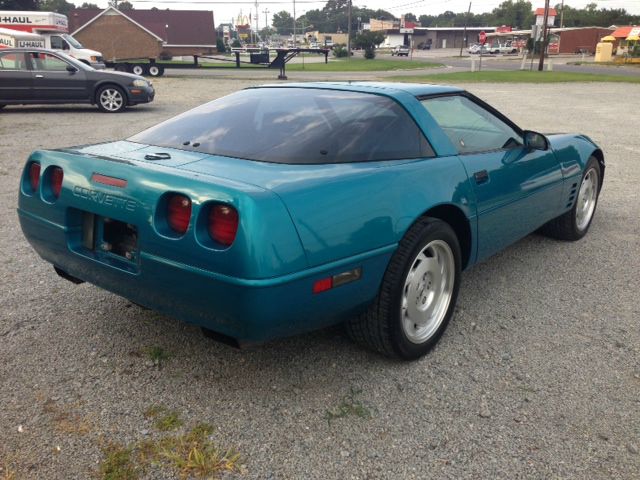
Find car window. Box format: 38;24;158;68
29;52;70;71
130;88;435;164
0;52;25;70
421;95;522;154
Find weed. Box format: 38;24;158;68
144;346;171;368
98;424;240;480
100;443;138;480
325;387;372;425
144;405;183;432
1;461;16;480
42;399;91;434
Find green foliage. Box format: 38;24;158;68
99;425;240;480
353;30;385;50
144;405;183;432
0;0;39;9
325;388;372;425
39;0;74;15
332;43;348;57
272;10;294;35
216;38;226;53
364;47;376;59
79;1;98;7
118;0;133;10
298;1;395;34
231;39;241;48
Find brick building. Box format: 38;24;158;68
68;7;216;60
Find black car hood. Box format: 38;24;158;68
87;69;146;83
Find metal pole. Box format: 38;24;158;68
255;1;259;44
538;0;550;71
293;0;296;47
460;2;471;57
560;0;564;28
347;0;352;59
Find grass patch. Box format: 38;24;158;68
325;388;372;425
388;70;640;84
144;405;183;432
98;425;240;480
144;346;171;368
100;444;138;480
286;58;443;72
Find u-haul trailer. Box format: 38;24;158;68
0;11;105;68
0;27;45;49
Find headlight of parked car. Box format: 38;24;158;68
132;79;149;87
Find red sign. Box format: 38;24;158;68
479;31;487;44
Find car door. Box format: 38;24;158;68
27;51;88;101
0;51;31;103
421;94;564;261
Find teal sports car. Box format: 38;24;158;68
17;83;604;359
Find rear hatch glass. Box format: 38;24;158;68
128;87;432;164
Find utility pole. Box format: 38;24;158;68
263;8;269;30
293;0;296;47
537;0;550;71
560;0;565;28
347;0;352;59
459;2;471;57
254;1;259;44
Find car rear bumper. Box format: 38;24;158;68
18;207;392;344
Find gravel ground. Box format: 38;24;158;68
1;77;639;480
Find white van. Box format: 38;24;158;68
0;11;104;68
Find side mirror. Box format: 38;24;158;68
66;65;78;74
523;130;549;151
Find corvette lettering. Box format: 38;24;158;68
73;186;136;212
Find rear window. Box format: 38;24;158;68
129;88;433;164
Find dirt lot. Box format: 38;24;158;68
1;77;639;480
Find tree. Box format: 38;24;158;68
118;1;133;10
403;13;417;22
272;10;293;35
353;30;385;59
0;0;39;9
40;0;74;15
79;2;98;7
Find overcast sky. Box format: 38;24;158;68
82;0;640;25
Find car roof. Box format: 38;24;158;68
253;82;464;98
1;47;60;53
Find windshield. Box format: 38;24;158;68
129;88;433;164
62;34;84;49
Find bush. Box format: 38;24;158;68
216;38;226;53
364;47;376;59
332;44;349;58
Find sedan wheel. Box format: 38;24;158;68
575;167;598;231
346;217;461;359
97;86;126;113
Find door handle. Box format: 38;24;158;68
474;170;489;184
35;74;44;78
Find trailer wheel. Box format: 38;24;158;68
131;63;148;76
147;65;165;77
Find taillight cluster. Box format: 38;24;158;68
164;193;239;248
26;162;63;200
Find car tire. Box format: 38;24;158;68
540;156;602;241
131;63;148;76
346;217;461;359
147;64;164;77
96;85;127;113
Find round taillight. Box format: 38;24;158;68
50;167;63;199
29;162;41;192
208;204;239;247
167;194;191;234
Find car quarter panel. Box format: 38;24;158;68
263;156;477;268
